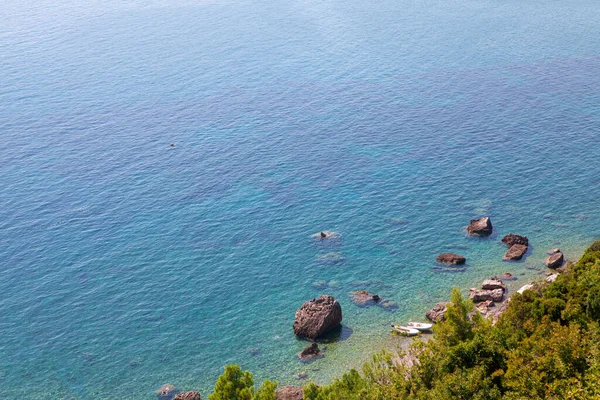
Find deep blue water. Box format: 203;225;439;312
1;0;600;398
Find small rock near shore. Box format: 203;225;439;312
293;295;342;340
546;252;564;269
482;278;506;291
547;248;561;255
276;386;304;400
298;342;323;362
436;253;466;265
503;244;528;260
466;217;493;236
426;302;452;322
469;288;504;303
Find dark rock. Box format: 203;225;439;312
293;295;342;340
501;233;529;247
173;392;201;400
298;342;323;361
276;386;304;400
426;302;452;322
436;253;466;265
349;290;380;307
503;244;528;260
469;288;504;302
466;217;493;236
546;252;564;269
482;278;506;291
156;384;179;400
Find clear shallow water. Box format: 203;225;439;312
1;0;600;398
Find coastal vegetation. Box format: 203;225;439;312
211;240;600;399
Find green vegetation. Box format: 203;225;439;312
213;240;600;399
209;365;277;400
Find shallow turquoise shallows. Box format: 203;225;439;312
1;0;600;398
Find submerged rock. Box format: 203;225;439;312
276;386;304;400
378;299;399;311
498;272;517;280
469;288;504;303
349;290;380;307
426;302;452;322
501;233;529;247
546;252;564;268
293;295;342;340
298;342;323;362
466;217;493;236
503;244;528;260
173;392;201;400
315;252;345;265
436;253;466;265
547;248;561;255
156;384;179;400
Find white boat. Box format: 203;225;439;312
407;322;433;331
391;325;420;336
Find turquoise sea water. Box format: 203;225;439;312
1;0;600;398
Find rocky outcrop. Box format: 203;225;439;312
546;252;564;268
546;273;559;283
298;342;323;361
436;253;466;265
293;295;342;340
482;278;506;291
349;290;380;307
469;288;504;302
276;386;304;400
466;217;493;236
501;233;529;247
426;302;452;322
157;384;179;400
503;244;528;260
173;392;201;400
517;283;535;294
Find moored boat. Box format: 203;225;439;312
407;321;433;331
391;325;420;336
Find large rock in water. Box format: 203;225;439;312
466;217;493;236
276;386;304;400
503;244;528;260
546;252;564;268
425;302;452;322
293;295;342;340
436;253;466;265
501;233;529;247
173;393;201;400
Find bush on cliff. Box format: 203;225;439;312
209;365;277;400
